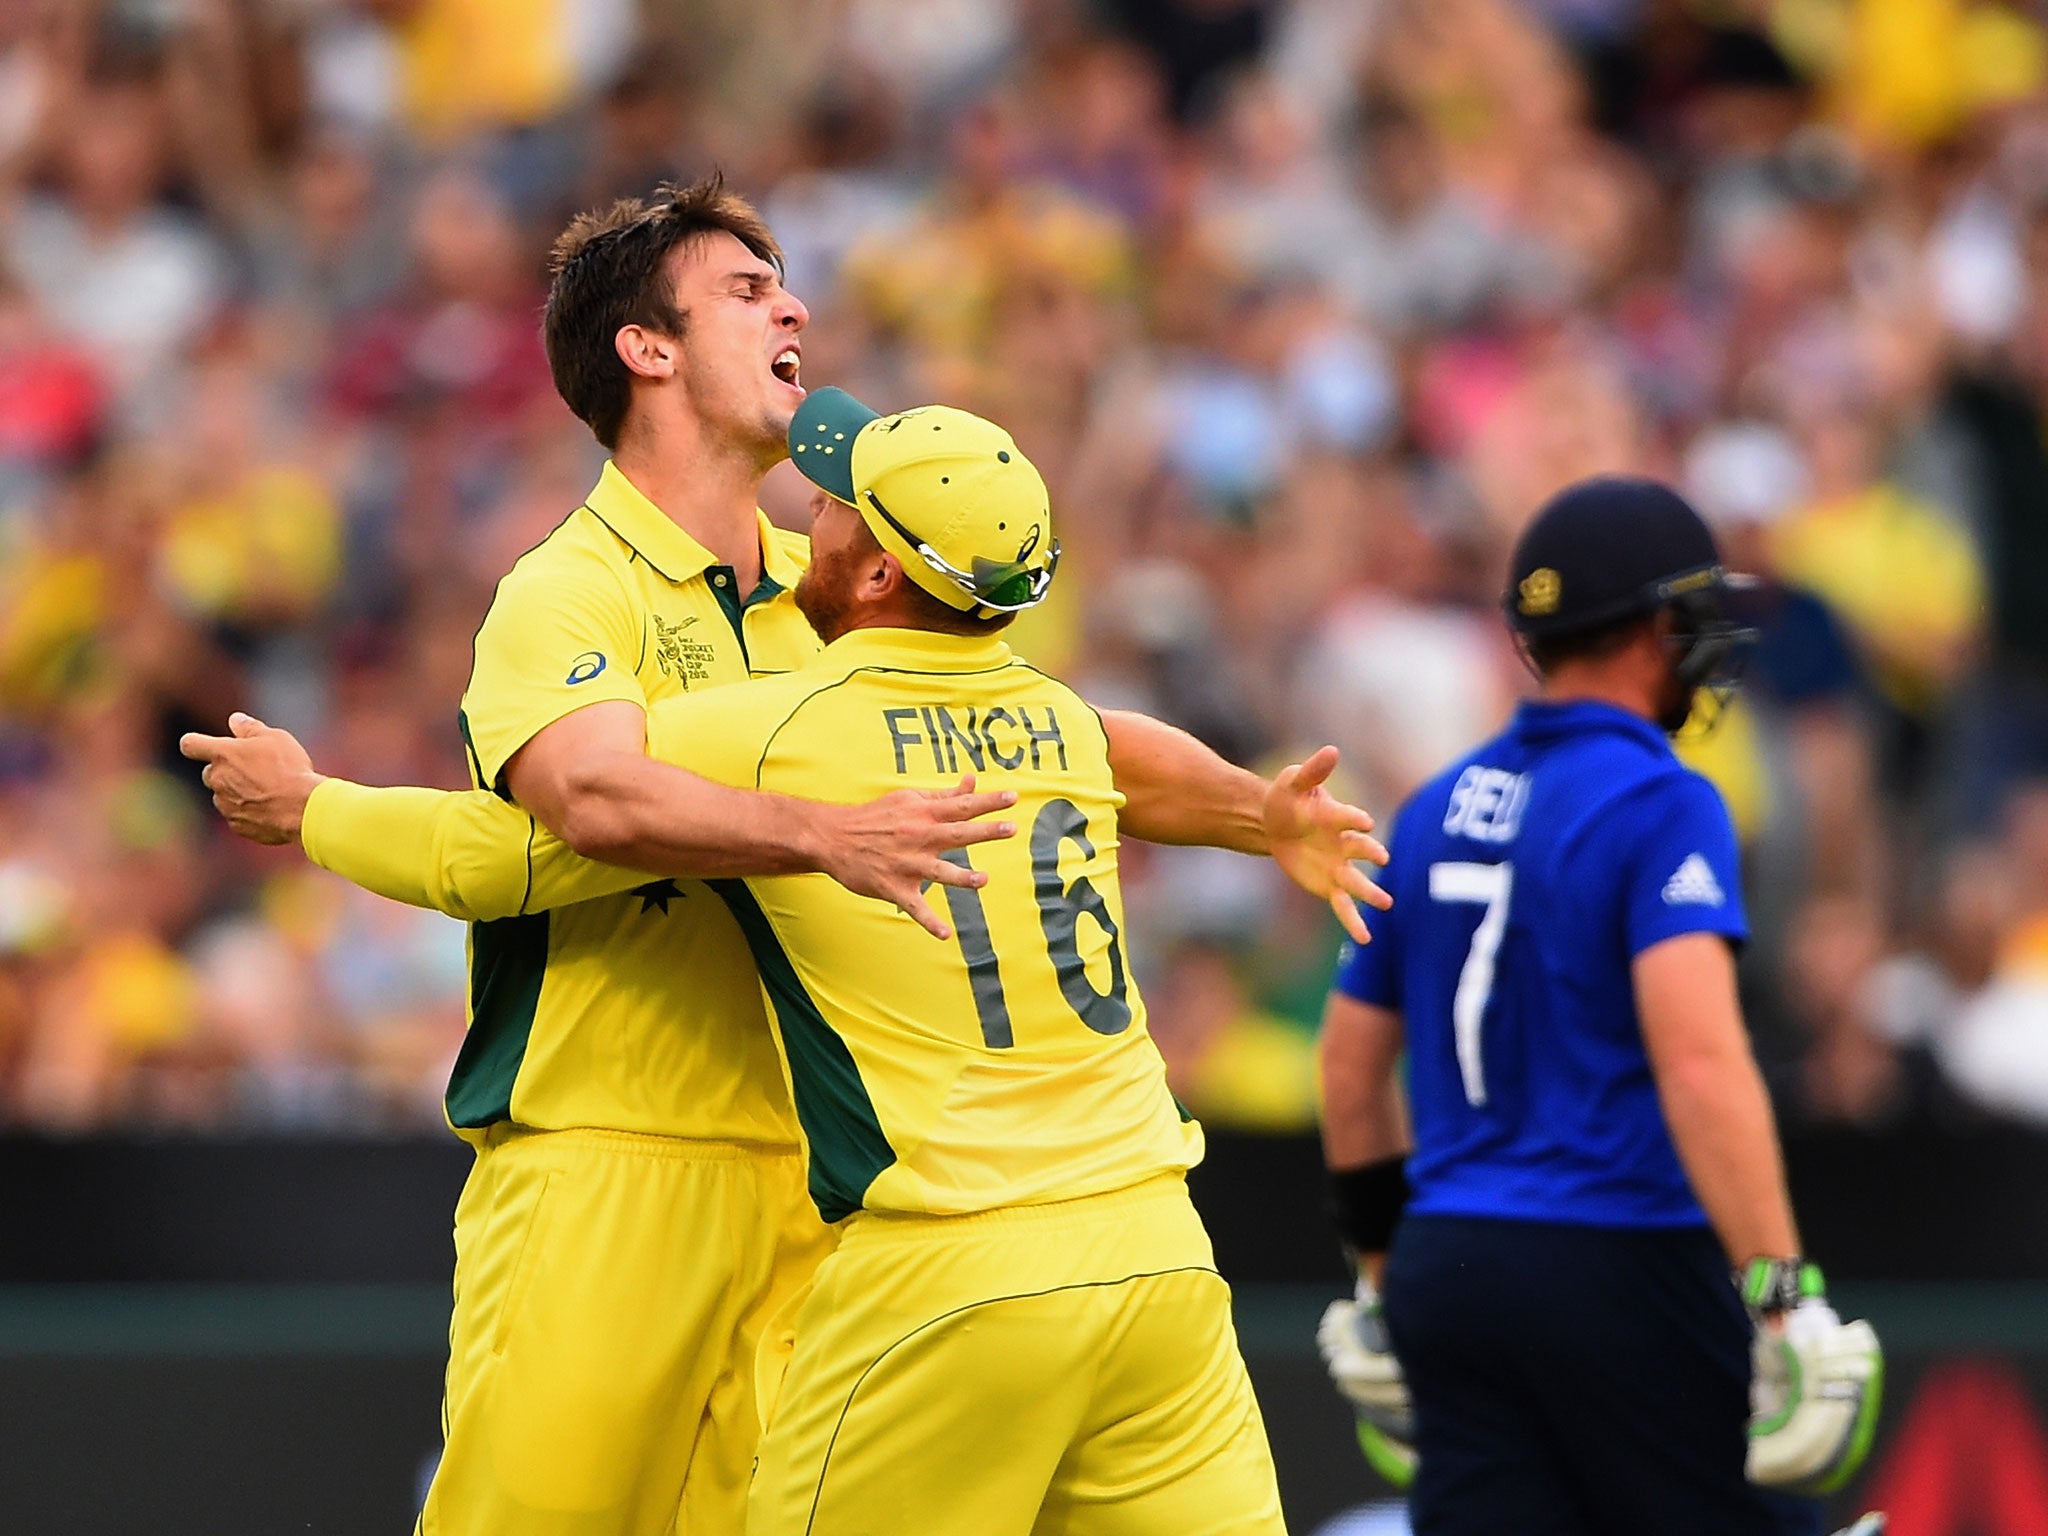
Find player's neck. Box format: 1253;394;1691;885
612;419;771;590
1537;666;1658;724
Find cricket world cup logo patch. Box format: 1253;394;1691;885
653;614;716;687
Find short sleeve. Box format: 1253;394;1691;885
462;550;646;790
1617;771;1748;957
1330;823;1403;1009
643;684;788;791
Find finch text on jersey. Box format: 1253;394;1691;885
1441;766;1531;844
885;704;1069;775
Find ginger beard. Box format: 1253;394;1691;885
794;502;874;644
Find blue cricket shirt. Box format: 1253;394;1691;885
1333;699;1748;1229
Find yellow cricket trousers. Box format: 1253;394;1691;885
747;1172;1287;1536
419;1125;834;1535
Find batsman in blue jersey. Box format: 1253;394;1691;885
1315;478;1883;1536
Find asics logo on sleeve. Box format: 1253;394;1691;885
1661;853;1725;907
566;652;607;685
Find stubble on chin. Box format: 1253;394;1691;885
754;410;795;469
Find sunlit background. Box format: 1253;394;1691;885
4;0;2048;1529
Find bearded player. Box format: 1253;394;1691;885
185;178;1385;1536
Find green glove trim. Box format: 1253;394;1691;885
1809;1348;1885;1495
1741;1257;1826;1314
1356;1417;1418;1490
1748;1337;1804;1438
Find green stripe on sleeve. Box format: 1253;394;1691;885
710;880;895;1220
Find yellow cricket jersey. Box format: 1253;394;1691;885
307;627;1204;1220
446;461;820;1144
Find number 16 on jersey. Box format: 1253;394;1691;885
1428;861;1514;1108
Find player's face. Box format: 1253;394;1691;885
662;232;809;464
794;491;873;643
1653;612;1699;733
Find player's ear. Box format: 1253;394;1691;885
615;324;677;381
867;550;908;601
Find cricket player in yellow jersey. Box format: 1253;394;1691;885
183;180;1386;1536
206;391;1388;1533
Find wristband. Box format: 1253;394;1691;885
1740;1257;1825;1315
1328;1157;1411;1255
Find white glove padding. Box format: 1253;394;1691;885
1318;1281;1418;1488
1748;1299;1885;1494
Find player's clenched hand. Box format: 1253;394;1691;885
1318;1278;1417;1488
814;776;1018;941
1264;746;1391;945
1747;1296;1884;1494
178;712;326;846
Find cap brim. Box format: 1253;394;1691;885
788;387;881;504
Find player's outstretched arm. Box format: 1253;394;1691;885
181;709;1019;940
509;699;1015;940
1098;709;1268;849
1098;713;1390;941
179;713;609;920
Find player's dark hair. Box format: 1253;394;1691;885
1523;612;1655;676
545;174;783;450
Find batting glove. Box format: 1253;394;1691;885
1318;1277;1417;1489
1745;1267;1884;1495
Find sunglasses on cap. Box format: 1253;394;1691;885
862;488;1061;613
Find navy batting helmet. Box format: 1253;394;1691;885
1505;475;1757;709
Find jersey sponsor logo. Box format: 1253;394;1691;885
883;704;1068;775
1441;766;1530;844
1661;852;1725;907
652;613;716;687
565;651;607;685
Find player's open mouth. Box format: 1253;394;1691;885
771;348;802;388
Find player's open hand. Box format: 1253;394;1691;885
1264;746;1392;945
178;712;326;846
819;775;1018;940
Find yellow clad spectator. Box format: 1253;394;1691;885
842;102;1133;383
1774;0;2047;147
1677;692;1771;846
152;357;342;628
159;466;341;627
395;0;577;141
1772;412;1984;715
75;929;201;1054
1145;944;1320;1131
0;544;105;712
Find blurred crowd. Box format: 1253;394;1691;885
4;0;2048;1136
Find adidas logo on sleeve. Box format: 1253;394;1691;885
1661;853;1725;907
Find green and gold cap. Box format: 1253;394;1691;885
788;387;1060;615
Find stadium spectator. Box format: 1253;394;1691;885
5;0;2048;1138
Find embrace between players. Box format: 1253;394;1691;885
185;176;1879;1536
